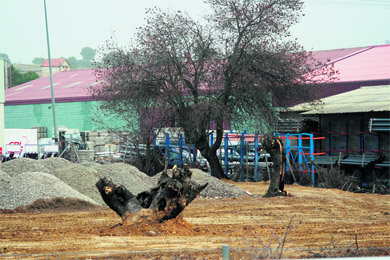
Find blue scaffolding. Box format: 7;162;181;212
154;132;319;184
276;133;315;185
220;132;264;181
153;133;197;168
155;131;266;179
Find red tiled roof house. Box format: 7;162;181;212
40;58;71;76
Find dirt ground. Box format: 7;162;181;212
1;181;389;259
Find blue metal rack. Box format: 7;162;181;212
276;133;315;185
154;131;266;179
155;131;319;183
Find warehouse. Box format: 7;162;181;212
3;45;390;143
284;45;390;181
4;69;127;138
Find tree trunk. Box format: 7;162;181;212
262;135;287;197
198;119;226;179
204;149;226;179
188;121;227;179
96;165;208;224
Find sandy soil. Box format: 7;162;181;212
0;181;389;259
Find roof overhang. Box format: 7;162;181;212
298;85;390;115
5;97;99;106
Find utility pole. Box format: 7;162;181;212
44;0;58;139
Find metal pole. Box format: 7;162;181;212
254;134;258;182
310;134;315;186
222;244;230;260
166;133;170;164
210;133;213;176
240;132;244;169
224;132;228;176
286;133;291;172
179;134;183;168
298;134;303;172
44;0;57;139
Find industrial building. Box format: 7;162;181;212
2;45;389;161
284;45;390;179
3;69;124;138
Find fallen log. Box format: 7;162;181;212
96;165;208;223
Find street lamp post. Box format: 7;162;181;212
43;0;58;139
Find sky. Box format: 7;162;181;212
1;0;389;64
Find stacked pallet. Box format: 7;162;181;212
86;131;130;154
31;126;47;139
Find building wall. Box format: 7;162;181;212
318;112;390;159
0;59;6;152
4;101;130;138
40;67;63;77
40;61;70;76
61;60;71;70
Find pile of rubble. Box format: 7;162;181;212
0;158;248;210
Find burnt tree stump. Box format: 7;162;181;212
263;135;287;197
96;165;208;223
96;178;142;219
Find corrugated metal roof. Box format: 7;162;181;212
4;69;102;105
297;85;390;115
5;45;390;106
310;46;366;64
310;45;390;83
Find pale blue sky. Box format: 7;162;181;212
1;0;389;64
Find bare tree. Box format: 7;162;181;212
93;0;334;179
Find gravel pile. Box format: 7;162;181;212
152;169;249;198
38;157;74;172
81;162;154;195
49;164;104;206
1;172;98;209
0;170;12;207
0;158;248;210
191;169;249;198
0;158;47;177
0;169;11;184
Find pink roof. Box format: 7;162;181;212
41;58;67;67
5;45;390;106
5;69;102;105
309;45;390;83
310;46;366;64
